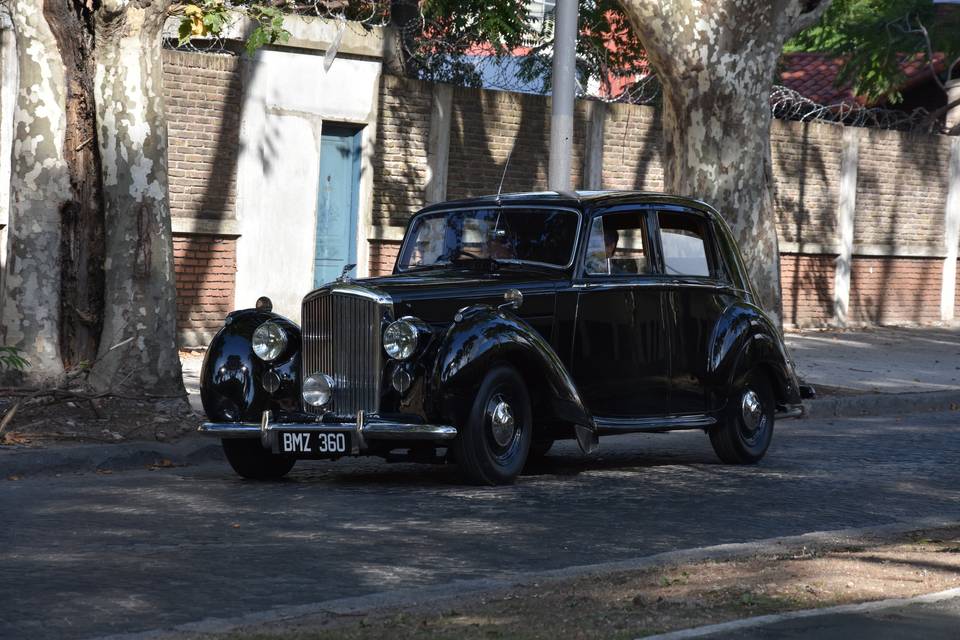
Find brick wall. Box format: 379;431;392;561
370;240;402;276
162;50;242;221
771;120;843;246
367;76;957;327
173;236;236;341
600;102;664;192
447;86;587;199
780;254;836;326
162;50;242;345
849;256;943;324
373;75;432;227
855;129;953;248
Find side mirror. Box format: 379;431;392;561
499;289;523;311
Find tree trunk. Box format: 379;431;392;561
618;0;832;327
88;0;183;395
0;0;70;382
43;0;106;370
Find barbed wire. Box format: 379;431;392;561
768;85;939;132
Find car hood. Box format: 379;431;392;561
350;267;566;323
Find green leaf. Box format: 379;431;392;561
177;17;193;46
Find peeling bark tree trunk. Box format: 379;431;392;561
618;0;832;327
43;0;106;370
0;0;71;382
88;0;182;394
1;0;184;398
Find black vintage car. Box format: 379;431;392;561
199;191;811;484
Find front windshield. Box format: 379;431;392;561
397;207;579;271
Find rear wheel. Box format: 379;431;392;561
709;372;775;464
528;438;555;459
453;365;532;485
222;439;296;480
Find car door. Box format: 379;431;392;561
655;208;737;415
569;208;670;418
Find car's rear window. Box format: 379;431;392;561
658;212;712;277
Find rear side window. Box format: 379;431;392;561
584;211;651;276
658;211;712;277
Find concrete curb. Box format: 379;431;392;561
804;389;960;419
90;517;960;640
0;437;222;478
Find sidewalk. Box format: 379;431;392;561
785;326;960;417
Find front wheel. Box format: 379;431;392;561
453;365;532;485
222;438;296;480
709;372;775;464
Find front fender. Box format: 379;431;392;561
709;302;802;408
428;304;594;434
200;309;301;423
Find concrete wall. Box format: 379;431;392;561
235;47;381;323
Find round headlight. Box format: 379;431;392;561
302;373;334;407
252;321;287;361
383;319;419;360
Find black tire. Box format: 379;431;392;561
709;371;775;464
221;438;296;480
453;365;532;485
528;438;555;459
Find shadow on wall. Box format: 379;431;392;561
851;129;949;324
446;86;586;200
771;120;836;326
162;48;248;346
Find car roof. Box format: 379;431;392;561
416;190;721;217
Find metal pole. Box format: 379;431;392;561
549;0;578;192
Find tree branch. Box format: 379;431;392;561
789;0;833;38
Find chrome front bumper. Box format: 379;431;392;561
198;410;458;455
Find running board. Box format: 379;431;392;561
595;414;716;435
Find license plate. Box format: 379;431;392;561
274;431;351;458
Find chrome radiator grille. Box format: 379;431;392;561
301;291;383;417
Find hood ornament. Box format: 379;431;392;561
337;263;357;283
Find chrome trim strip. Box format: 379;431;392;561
594;414;716;433
198;421;458;442
303;283;394;306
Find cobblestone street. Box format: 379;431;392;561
2;410;959;640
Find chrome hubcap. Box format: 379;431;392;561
488;396;516;447
741;389;763;432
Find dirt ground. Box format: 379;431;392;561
196;527;960;640
0;353;199;447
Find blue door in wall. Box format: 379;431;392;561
315;125;362;287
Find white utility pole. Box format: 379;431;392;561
548;0;578;192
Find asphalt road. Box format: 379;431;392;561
2;410;960;640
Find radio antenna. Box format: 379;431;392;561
496;147;514;202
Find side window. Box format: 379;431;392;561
658;211;712;277
584;211;651;276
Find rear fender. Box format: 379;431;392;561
429;304;595;446
709;302;802;409
200;309;301;423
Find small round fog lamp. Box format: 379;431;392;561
392;367;413;394
302;372;334;407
